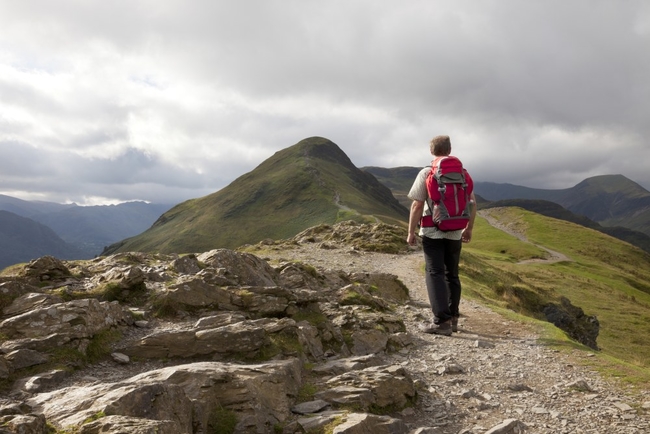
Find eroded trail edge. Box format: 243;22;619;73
263;240;649;433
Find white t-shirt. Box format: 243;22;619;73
408;167;464;240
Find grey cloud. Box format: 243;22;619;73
0;143;213;204
0;141;51;178
1;0;649;205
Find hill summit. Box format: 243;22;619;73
104;137;408;254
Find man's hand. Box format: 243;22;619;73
461;227;473;243
407;232;418;246
407;200;424;246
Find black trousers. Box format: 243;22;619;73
422;236;462;324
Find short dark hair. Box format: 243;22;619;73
430;135;451;156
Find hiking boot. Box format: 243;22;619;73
419;320;452;336
451;316;459;332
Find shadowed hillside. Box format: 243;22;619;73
103;137;408;254
0;210;85;268
0;194;75;217
34;201;173;258
361;166;421;209
0;195;173;261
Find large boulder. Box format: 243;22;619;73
21;256;71;282
2;292;64;317
543;296;600;350
123;320;270;360
317;365;416;411
0;298;133;341
332;412;409;434
28;359;302;433
197;249;278;287
0;282;43;315
78;415;181;434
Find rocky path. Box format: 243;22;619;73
384;253;649;433
268;241;650;433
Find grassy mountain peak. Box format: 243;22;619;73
104;137;408;254
571;174;650;197
556;175;650;233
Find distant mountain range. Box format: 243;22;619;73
0;195;173;268
103;137;408;255
476;175;650;235
364;167;650;252
0;210;85;268
4;137;650;269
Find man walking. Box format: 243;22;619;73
406;135;476;335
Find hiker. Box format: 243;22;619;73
406;135;476;335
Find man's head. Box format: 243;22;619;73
430;135;451;156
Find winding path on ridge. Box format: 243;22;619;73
478;208;572;265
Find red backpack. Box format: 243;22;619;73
421;156;473;231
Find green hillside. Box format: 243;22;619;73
476;174;650;237
104;137;408;254
566;175;650;235
361;166;421;209
463;207;650;382
482;199;650;254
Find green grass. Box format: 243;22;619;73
314;416;345;434
468;217;549;262
0;262;27;276
49;281;149;306
236;330;305;363
209;407;238;434
82;411;106;425
297;383;319;402
340;286;383;310
462;208;650;386
291;310;329;327
86;328;123;364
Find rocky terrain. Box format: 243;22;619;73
1;220;649;433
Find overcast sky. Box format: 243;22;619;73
1;1;649;206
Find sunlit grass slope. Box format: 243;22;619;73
104;137;408;255
461;207;650;383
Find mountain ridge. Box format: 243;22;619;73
35;201;173;257
362;167;650;238
0;196;173;266
0;194;76;217
477;174;650;237
0;210;85;269
104;137;408;255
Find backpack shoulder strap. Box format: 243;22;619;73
431;156;446;177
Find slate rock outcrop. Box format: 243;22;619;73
0;223;419;433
